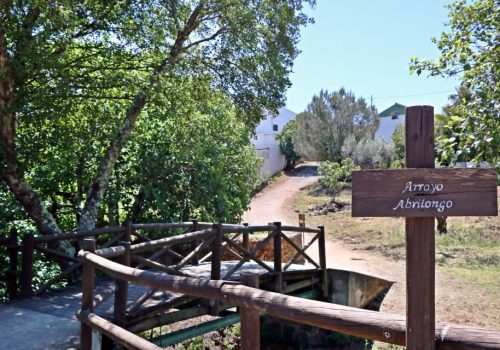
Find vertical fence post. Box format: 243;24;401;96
114;241;131;328
7;228;18;299
273;222;282;293
242;223;249;251
299;213;306;251
124;221;132;242
191;220;199;265
298;213;305;227
20;233;35;298
210;223;222;315
81;239;96;350
240;271;260;350
318;226;328;299
405;106;435;350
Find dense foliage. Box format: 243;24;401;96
391;124;405;168
0;1;314;236
318;158;359;202
410;0;499;170
276;119;301;169
341;135;394;169
293;89;379;162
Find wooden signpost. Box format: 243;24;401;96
352;105;498;349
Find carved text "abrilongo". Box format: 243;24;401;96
393;181;453;213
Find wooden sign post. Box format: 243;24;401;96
352;106;498;349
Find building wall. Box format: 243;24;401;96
253;107;296;179
375;114;405;142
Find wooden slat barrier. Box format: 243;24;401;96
3;221;322;301
78;249;500;350
78;310;163;350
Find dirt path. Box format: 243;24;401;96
242;164;405;310
242;164;498;330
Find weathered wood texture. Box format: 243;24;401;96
240;272;260;350
405;105;435;350
20;233;35;297
7;229;18;299
352;168;497;217
78;310;163;350
78;250;500;349
81;239;96;350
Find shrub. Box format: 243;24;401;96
318;158;360;202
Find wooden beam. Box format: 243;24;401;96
20;233;35;298
81;239;96;350
114;241;130;327
7;229;18;299
78;310;163;350
352;168;497;217
78;250;500;349
240;272;260;350
405;105;435;350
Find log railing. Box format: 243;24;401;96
95;222;324;320
0;229;19;299
0;222;199;298
0;221;322;300
78;243;500;350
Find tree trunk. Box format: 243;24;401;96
1;21;62;236
77;3;205;231
437;217;447;234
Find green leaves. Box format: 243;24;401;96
292;88;379;162
1;0;314;233
276;118;300;168
318;158;359;201
410;0;499;170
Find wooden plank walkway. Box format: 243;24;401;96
0;279;180;349
0;261;314;349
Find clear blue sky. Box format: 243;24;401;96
285;0;461;114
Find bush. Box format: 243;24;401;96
341;135;394;169
318;158;359;202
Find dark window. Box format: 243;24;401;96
273;124;278;131
391;114;398;120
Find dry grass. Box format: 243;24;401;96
295;182;500;299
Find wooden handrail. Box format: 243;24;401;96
78;310;163;350
95;228;216;258
78;250;500;349
35;226;125;243
131;222;194;230
79;250;229;299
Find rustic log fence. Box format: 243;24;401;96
0;221;204;298
77;232;500;350
0;221;321;301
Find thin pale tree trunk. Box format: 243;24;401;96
0;20;62;236
77;3;205;231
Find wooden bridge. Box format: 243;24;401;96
1;222;499;349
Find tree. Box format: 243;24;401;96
318;158;359;203
341;135;393;169
0;1;314;235
391;124;405;168
293;88;379;161
277;119;300;169
410;0;499;169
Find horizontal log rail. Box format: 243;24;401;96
78;248;500;350
78;310;163;350
3;221;321;300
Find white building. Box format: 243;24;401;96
253;107;296;179
375;103;406;142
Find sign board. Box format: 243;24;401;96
352;168;497;217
